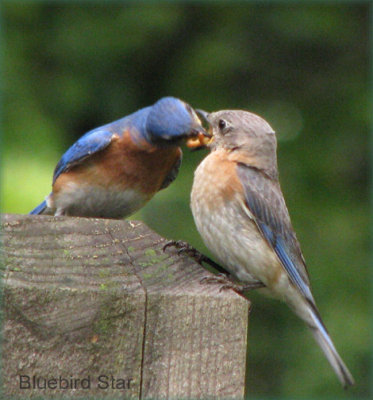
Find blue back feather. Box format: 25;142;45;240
51;98;193;182
52;106;152;183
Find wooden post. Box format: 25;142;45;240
1;214;249;399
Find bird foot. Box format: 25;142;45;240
162;240;226;273
200;273;265;293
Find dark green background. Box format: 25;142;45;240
2;2;370;398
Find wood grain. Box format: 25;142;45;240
1;214;249;399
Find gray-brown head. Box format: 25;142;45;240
203;110;278;179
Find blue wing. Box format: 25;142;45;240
53;129;114;184
236;163;314;302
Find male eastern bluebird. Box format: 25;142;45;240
191;110;354;387
30;97;208;218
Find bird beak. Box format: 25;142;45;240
186;109;214;149
196;109;209;122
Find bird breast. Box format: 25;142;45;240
191;150;289;292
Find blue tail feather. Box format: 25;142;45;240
309;306;354;387
29;200;47;215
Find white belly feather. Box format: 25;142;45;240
50;182;147;218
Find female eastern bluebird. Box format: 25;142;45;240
191;109;354;388
30;97;208;218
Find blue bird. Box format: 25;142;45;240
30;97;208;218
191;109;354;388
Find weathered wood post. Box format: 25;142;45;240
1;214;249;399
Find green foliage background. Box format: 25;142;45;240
2;2;370;398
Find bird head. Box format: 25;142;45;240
204;110;278;178
205;110;276;151
145;97;211;147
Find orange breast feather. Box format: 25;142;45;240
53;131;181;198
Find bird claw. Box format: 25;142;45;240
163;240;266;293
162;240;226;273
200;273;265;293
200;273;235;292
163;240;195;256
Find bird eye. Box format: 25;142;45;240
218;119;227;130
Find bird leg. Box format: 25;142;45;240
162;240;227;274
200;273;265;293
163;240;265;294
